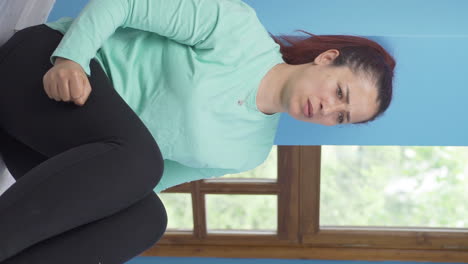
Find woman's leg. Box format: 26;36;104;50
3;192;166;264
0;24;167;262
0;129;167;264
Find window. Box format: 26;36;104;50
141;146;468;262
320;146;468;228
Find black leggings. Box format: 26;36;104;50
0;24;167;263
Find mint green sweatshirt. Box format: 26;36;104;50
44;0;284;193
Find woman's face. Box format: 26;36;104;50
284;50;380;126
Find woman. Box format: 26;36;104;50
0;0;395;263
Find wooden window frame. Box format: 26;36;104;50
142;146;468;262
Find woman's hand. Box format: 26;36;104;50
43;57;92;106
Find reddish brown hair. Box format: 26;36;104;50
269;30;396;124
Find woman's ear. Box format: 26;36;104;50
314;49;340;65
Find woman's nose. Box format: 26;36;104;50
320;101;345;115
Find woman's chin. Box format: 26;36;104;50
293;111;313;123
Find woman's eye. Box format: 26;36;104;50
337;86;343;99
338;112;344;124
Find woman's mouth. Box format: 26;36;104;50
303;99;313;118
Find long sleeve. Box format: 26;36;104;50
49;0;250;76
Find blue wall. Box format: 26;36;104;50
244;0;467;36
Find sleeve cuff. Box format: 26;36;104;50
49;54;92;77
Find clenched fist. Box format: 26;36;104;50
43;57;92;106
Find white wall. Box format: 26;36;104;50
0;0;55;45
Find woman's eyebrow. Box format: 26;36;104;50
346;85;351;123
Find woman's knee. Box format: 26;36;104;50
138;145;164;189
0;24;61;65
137;193;168;249
117;137;165;190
